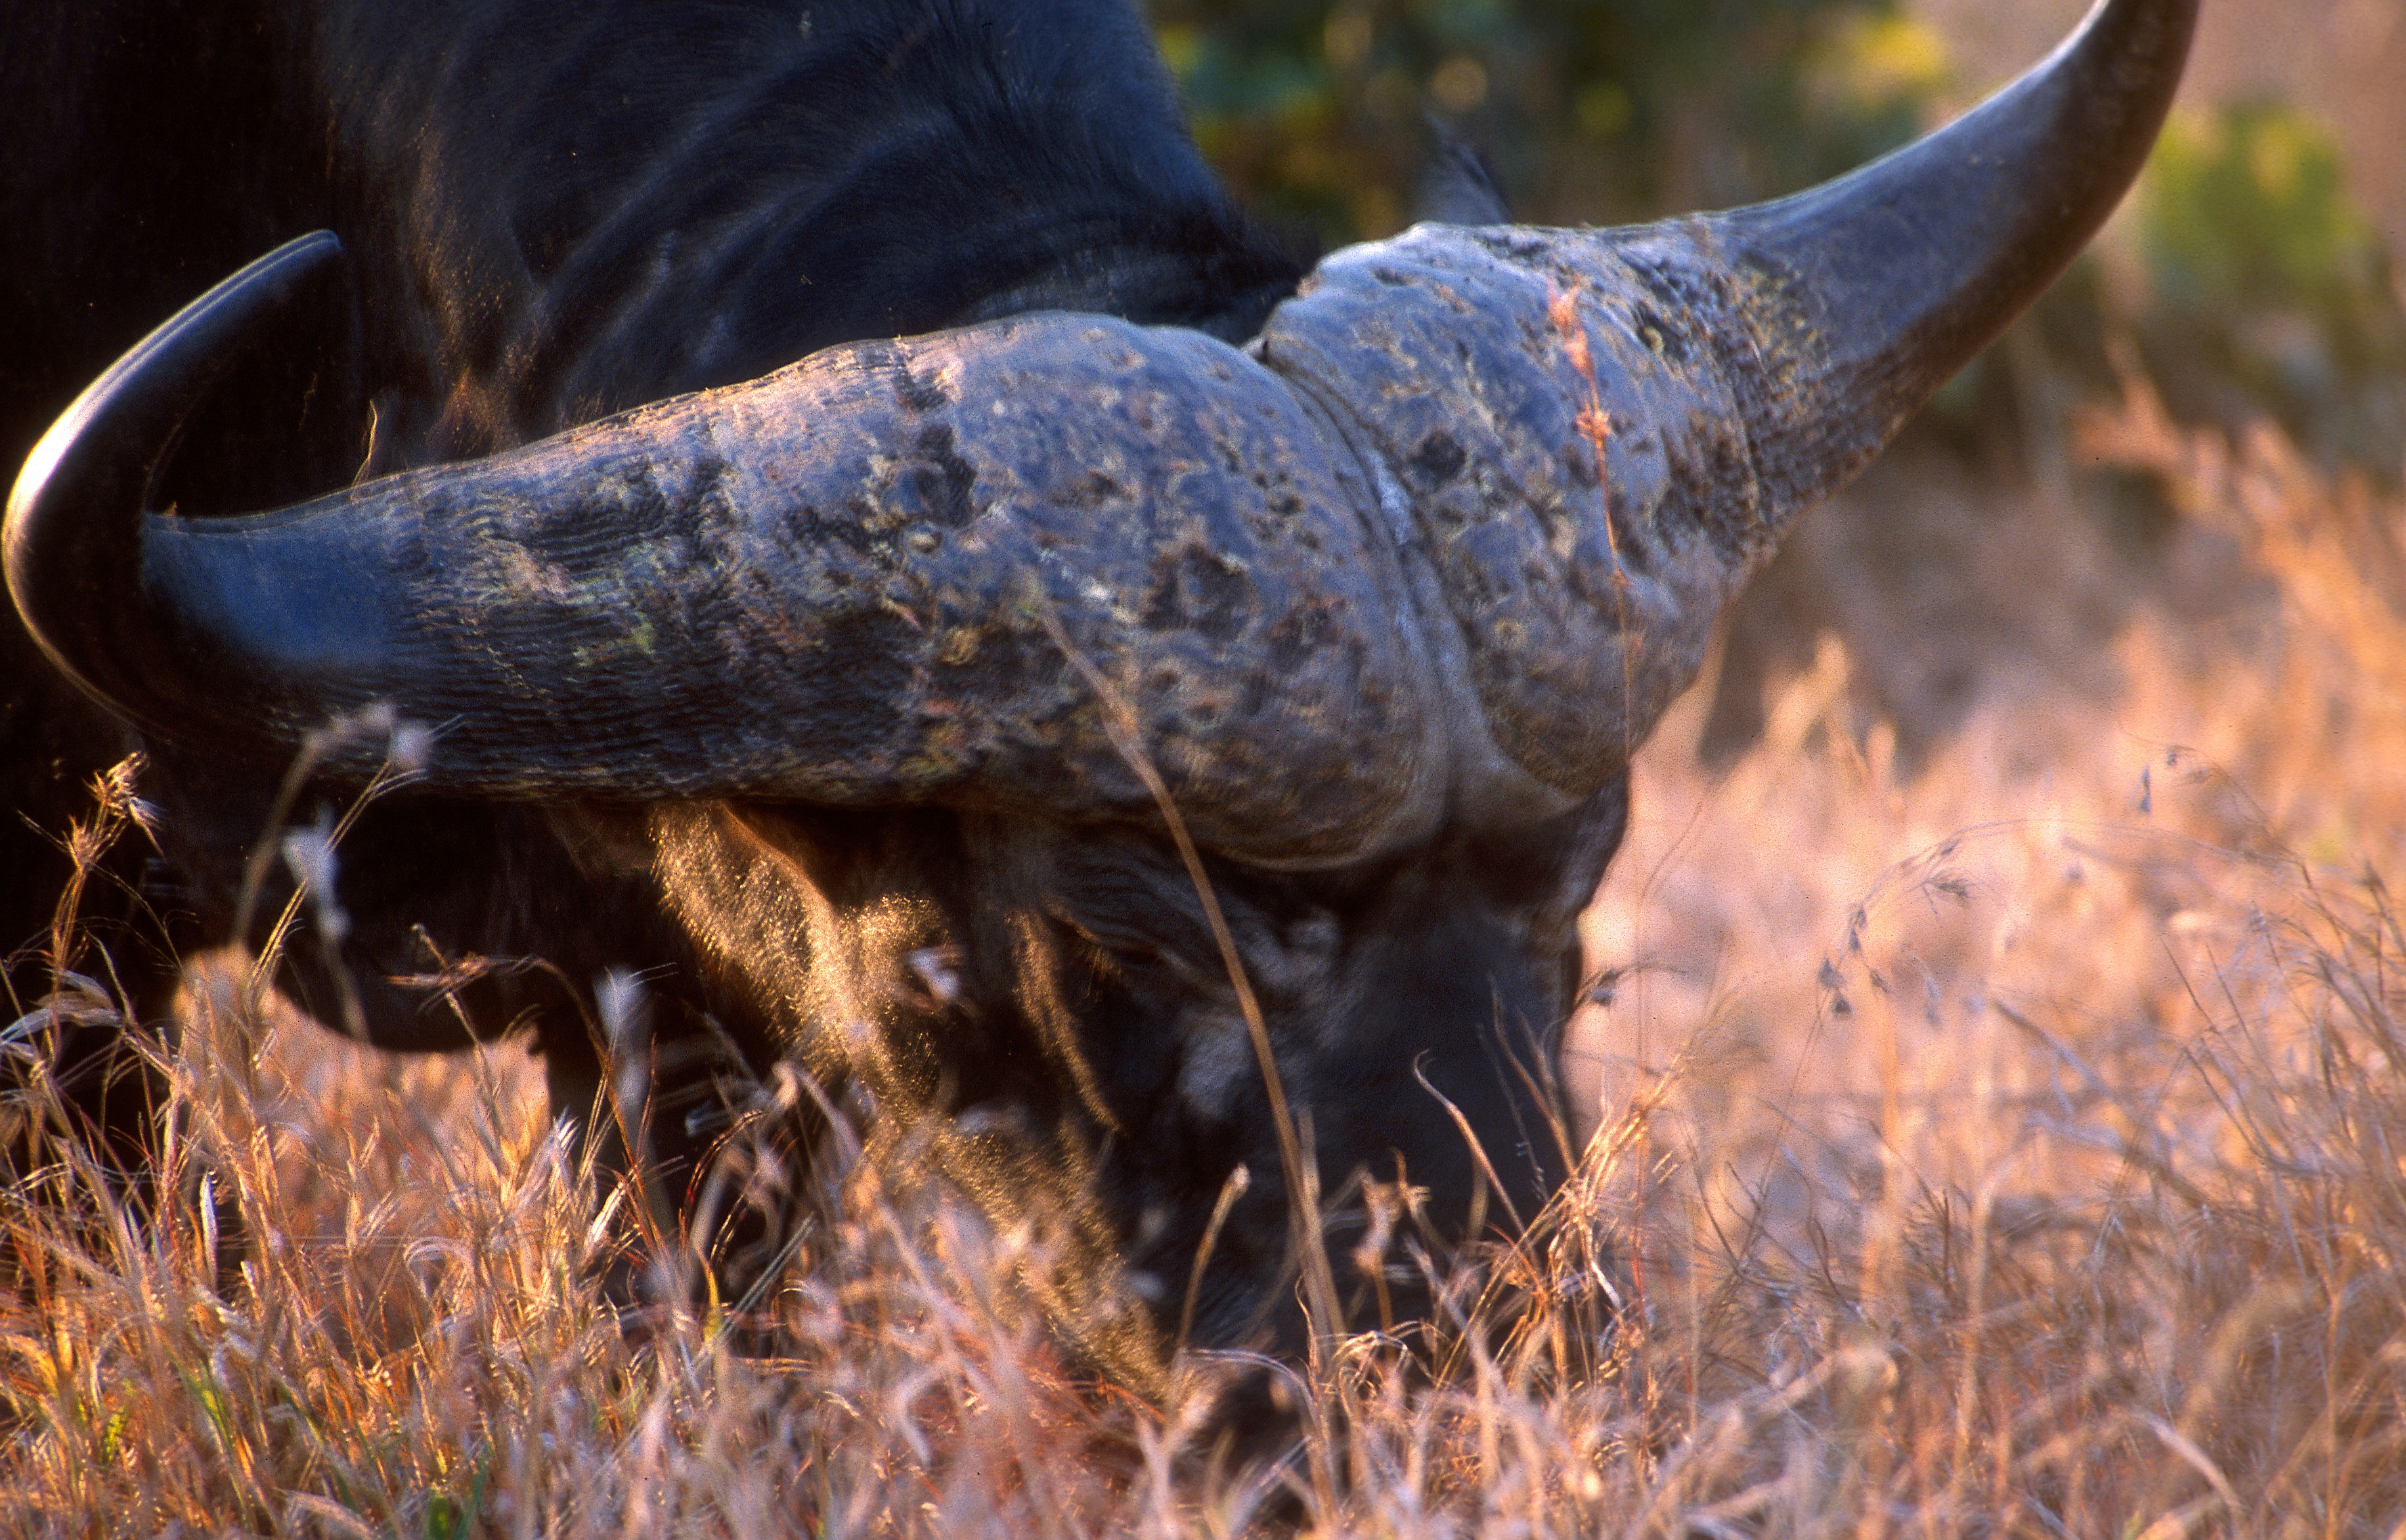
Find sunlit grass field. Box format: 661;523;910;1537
3;373;2402;1534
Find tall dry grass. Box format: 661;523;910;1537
4;376;2404;1535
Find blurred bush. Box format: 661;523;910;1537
2128;101;2406;473
1160;3;2406;770
1149;0;1936;242
1158;4;2406;483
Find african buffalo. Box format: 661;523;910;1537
3;0;2195;1390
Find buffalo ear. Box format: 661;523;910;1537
1413;126;1510;227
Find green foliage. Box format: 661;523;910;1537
2133;102;2406;471
424;1490;470;1540
1149;0;1941;243
2144;102;2385;317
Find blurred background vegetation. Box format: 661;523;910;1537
1152;0;1933;236
1150;0;2406;479
1152;0;2406;776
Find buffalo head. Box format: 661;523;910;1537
7;0;2196;1384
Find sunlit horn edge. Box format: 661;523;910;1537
5;231;349;736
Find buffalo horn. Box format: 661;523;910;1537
8;269;1456;866
5;0;2192;860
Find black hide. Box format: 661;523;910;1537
3;0;1613;1380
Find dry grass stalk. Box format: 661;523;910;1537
3;386;2405;1534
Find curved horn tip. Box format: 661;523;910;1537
6;231;347;719
1725;0;2199;401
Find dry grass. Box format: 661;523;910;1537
5;376;2406;1535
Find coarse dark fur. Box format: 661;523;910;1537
3;0;1615;1378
